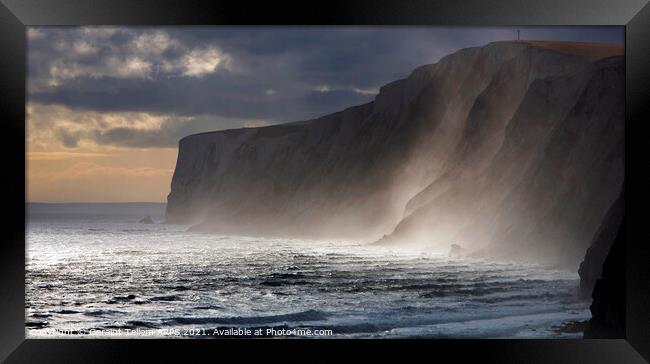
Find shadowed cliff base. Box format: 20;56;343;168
578;191;624;299
583;216;625;338
166;40;623;271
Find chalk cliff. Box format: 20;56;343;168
166;40;624;268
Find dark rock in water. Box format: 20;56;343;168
105;294;137;304
125;320;160;329
114;294;137;300
578;191;623;299
583;217;625;338
138;216;154;224
552;320;588;334
448;244;467;257
150;295;180;301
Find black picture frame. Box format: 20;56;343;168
1;0;649;362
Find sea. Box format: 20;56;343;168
25;203;590;339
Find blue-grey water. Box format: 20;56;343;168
26;203;590;338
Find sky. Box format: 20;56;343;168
26;26;624;203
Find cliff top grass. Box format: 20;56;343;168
510;40;623;62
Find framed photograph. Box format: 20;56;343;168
1;0;649;362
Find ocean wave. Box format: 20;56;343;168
84;309;126;317
150;295;181;302
322;323;391;334
164;309;329;325
473;292;571;304
163;285;192;291
54;309;81;314
26;224;586;338
102;320;160;330
26;321;49;329
105;294;137;304
260;279;312;287
31;313;52;318
265;272;309;279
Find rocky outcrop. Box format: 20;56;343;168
448;244;467;258
166;41;624;268
138;216;154;224
578;192;624;298
584;216;626;338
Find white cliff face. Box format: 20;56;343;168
386;55;624;269
166;41;623;268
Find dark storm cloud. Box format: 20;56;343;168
27;26;623;149
56;128;81;148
